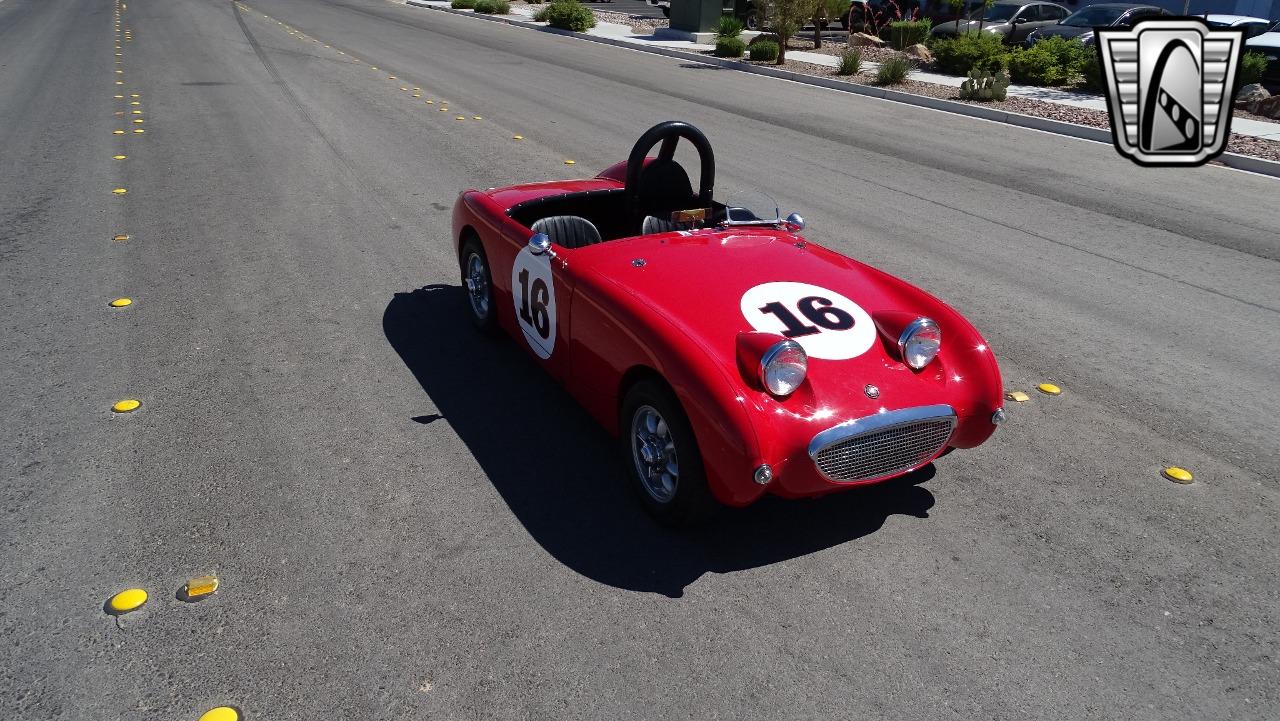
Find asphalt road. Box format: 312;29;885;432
2;0;1278;718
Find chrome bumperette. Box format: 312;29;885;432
807;404;957;482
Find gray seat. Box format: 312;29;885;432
530;215;602;250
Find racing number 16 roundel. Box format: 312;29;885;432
739;281;875;361
512;246;557;359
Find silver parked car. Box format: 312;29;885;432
930;0;1070;44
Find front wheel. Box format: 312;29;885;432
745;12;759;30
460;237;497;333
620;379;714;526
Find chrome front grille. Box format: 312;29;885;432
808;405;956;482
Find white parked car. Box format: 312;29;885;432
1199;13;1273;38
1246;25;1280;92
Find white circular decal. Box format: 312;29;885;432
739;281;875;360
512;247;557;359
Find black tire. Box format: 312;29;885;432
620;378;715;526
745;12;759;30
459;237;497;334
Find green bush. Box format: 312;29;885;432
714;37;746;57
1006;36;1088;86
749;33;779;46
958;69;1009;100
928;33;1008;74
886;19;931;50
1080;51;1102;90
836;48;861;75
451;0;476;8
717;15;744;38
535;0;595;30
472;0;510;12
875;57;911;85
1241;50;1267;86
749;40;779;62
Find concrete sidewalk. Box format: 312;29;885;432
407;0;1280;143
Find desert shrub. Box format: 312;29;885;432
875;56;911;85
1241;50;1267;86
958;69;1009;100
717;15;744;38
749;39;780;62
451;0;476;8
928;33;1009;75
1080;51;1102;90
749;32;779;46
1006;36;1088;86
714;37;746;57
536;0;595;30
836;48;861;75
472;0;509;13
886;19;931;50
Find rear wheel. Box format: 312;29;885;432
620;379;714;526
460;237;497;333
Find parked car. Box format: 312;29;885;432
1246;29;1280;92
451;121;1006;525
1025;3;1166;46
1200;13;1273;38
930;0;1069;44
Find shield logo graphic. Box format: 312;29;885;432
1096;18;1246;167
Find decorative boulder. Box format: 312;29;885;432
1253;96;1280;120
903;43;932;62
1235;83;1270;108
849;32;885;48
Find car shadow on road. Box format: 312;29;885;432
383;284;936;597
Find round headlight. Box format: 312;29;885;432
760;339;807;396
898;317;941;370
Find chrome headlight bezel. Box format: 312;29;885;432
898;317;942;370
760;339;808;397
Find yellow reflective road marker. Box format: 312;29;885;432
425;100;434;104
113;234;130;241
108;588;147;613
1163;467;1194;484
113;129;125;134
455;115;466;120
564;160;576;165
413;87;421;91
113;155;127;160
131;101;141;105
400;86;408;91
388;75;396;79
112;187;127;194
199;707;239;721
132;109;142;114
439;107;447;111
115;94;124;98
370;66;378;70
185;574;219;598
133;119;144;123
513;135;523;140
112;399;141;413
1004;390;1029;402
115;81;124;85
473;116;482;120
130;93;140;98
109;298;133;307
133;129;145;133
1037;383;1061;395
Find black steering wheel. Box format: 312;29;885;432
624;121;716;224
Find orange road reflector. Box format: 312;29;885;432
185;574;219;598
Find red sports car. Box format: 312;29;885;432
452;121;1005;525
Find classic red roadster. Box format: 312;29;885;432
452;121;1005;525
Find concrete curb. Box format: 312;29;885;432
407;0;1279;179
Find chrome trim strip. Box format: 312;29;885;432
807;404;957;461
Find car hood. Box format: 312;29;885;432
578;228;999;420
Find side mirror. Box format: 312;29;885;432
529;232;553;256
785;213;805;231
1011;16;1026;23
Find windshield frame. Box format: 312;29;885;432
1061;6;1126;27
